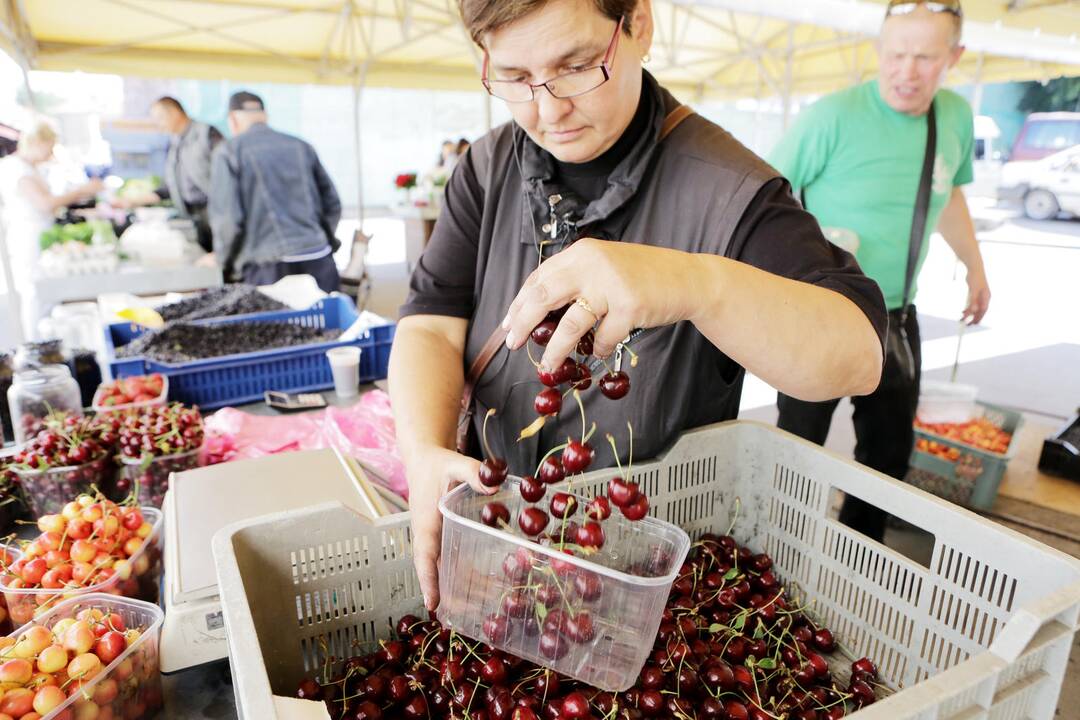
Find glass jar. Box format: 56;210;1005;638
0;352;13;444
68;349;103;408
6;365;83;445
14;340;65;370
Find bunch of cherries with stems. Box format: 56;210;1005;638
476;304;650;540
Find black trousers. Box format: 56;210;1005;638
777;308;921;542
241;253;340;294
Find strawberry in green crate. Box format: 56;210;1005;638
112;403;204;508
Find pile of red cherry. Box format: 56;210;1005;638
109;403;204;462
295;533;883;719
478;307;648;543
10;415;110;473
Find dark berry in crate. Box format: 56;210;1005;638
564;611;596;644
479;457;509;488
607;477;639;508
534;388;562;416
481;502;510;527
520;475;546;503
561;691;590;718
620;493;650;521
502;547;533;581
585;495;610;520
812;627;836;653
518;507;549;536
561;440;594;474
575;521;605;550
571;571;604;602
482;613;512;643
538;456;565;485
538;630;569;661
849;679;876;707
531;320;557;347
549;492;577;519
851;656;878;680
599;370;630;400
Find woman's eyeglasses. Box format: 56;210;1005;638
482;18;623;103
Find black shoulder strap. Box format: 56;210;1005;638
901;102;937;320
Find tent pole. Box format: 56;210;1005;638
352;62;369;225
970;52;986;116
781;23;794;130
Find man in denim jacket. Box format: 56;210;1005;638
209;91;342;292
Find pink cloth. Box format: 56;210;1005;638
199;390;407;499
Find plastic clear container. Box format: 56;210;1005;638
0;507;163;626
437;476;691;691
91;374;169;414
7;592;164;720
0;543;21;635
7;364;84;445
13;456;117;517
119;448;200;508
916;380;979;424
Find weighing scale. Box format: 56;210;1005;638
160;448;394;672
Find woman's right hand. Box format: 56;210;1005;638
406;444;495;612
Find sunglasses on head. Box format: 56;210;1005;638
886;0;963;18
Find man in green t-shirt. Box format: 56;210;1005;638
769;0;990;541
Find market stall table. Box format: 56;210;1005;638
389;203;439;273
34;262;223;307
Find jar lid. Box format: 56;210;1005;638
14;364;75;384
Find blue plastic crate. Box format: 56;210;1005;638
103;295;395;409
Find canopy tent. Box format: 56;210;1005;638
4;0;1080;104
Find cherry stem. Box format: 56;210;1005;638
626;421;634;479
573;389;586;441
726;497;741;537
481;408;497;460
605;434;625;480
582;422;597;445
534;441;570;477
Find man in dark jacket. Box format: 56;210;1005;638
209;91;341;292
115;96;222;252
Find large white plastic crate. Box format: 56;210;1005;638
213;422;1080;720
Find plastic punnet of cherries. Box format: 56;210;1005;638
0;605;162;719
0;493;159;626
295;529;885;719
101;403;204;505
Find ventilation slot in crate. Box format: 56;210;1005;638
936;545;1017;612
773;463;823;511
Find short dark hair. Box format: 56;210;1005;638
152;96;186;115
228;91;265;112
458;0;636;45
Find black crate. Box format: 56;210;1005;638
1038;411;1080;481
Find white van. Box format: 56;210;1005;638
997;144;1080;220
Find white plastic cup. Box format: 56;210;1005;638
326;347;362;398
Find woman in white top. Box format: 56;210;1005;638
0;122;101;340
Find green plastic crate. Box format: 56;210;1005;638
907;402;1024;510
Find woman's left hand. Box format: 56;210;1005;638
502;238;703;370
